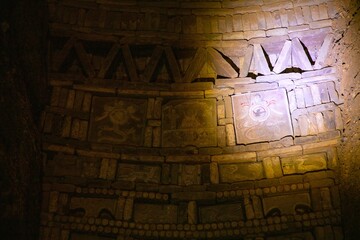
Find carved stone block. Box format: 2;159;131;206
219;162;264;183
162;99;217;147
70;197;117;217
179;164;201;186
281;153;327;175
70;233;115;240
133;203;178;223
89;97;147;146
199;203;244;223
263;193;311;216
232;88;293;144
117;163;161;183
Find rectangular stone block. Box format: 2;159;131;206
219;162;264;183
210;162;219;184
233;14;243;31
49;191;59;213
166;155;210;163
232;89;293;144
152;126;161;147
178;164;201;186
115;197;126;219
134;203;178;223
262;1;293;12
310;84;322;105
322;111;336;131
162;99;217;147
281;153;327;174
66;89;75;109
172;191;216;201
73;90;84;111
117;163;161;183
188;201;197;224
199;203;244;223
262;157;283;178
263;193;311;215
123;198;133;221
88;97;148;146
211;152;256;163
217;99;225;120
217;126;226;147
99;158;117;180
70;197;117;217
310;5;320;21
225;123;236;146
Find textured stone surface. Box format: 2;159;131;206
232;88;293;144
162;99;217;147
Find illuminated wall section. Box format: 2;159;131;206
40;1;344;239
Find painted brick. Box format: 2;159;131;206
318;82;330;103
249;13;259;30
272;11;283;28
318;4;329;20
226;15;233;32
225;123;236;146
233;14;243;31
262;1;293;12
310;5;320;21
218;16;226;33
303;87;314;107
279;9;289;27
301;5;312;22
294;7;305;25
287;9;298;27
244;30;266;40
211;16;219;33
326;1;341;19
266;28;288;37
288;24;310;33
310;19;332;29
264;12;276;29
242;14;251;31
310;84;322;105
293;0;328;7
181;2;221;9
222;0;264;8
234;5;262;14
288;90;297;113
257;12;266;29
295;88;306;108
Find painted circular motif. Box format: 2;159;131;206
249;104;270;122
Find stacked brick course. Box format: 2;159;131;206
41;1;344;239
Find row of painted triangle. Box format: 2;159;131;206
52;34;333;82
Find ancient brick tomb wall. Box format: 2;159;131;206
40;1;344;239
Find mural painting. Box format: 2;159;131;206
162;99;217;147
232;88;293;144
133;203;178;223
89;97;147;145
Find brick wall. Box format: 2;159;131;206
40;1;344;239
